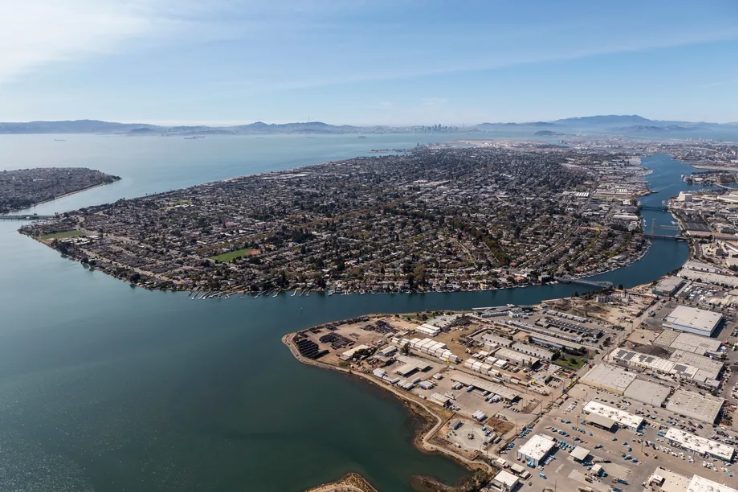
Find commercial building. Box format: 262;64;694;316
494;347;540;367
607;348;714;385
584;412;617;432
527;333;586;354
580;363;636;395
663;305;723;337
516;433;556;467
666;389;724;424
512;341;554;361
668;350;723;382
647;467;691;492
668;332;722;356
653;276;685;297
583;401;644;431
686;474;738;492
609;348;682;375
679;268;738;289
648;468;738;492
570;446;590;462
623;379;671;407
491;470;520;491
449;371;520;401
478;332;514;349
664;428;735;462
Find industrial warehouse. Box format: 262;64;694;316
663;305;724;337
583;400;644;431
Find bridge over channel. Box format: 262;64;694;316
643;233;686;240
639;204;668;212
554;277;614;289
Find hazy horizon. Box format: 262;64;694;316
1;113;736;128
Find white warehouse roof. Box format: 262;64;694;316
518;434;556;462
493;470;520;489
669;332;722;355
583;401;644;430
665;428;735;462
666;389;725;425
624;379;671;407
581;363;636;394
687;474;738;492
663;305;723;337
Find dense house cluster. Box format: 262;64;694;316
22;145;648;293
660;142;738;169
0;167;119;213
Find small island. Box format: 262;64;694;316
0;167;120;214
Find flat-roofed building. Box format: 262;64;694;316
517;434;556;467
648;467;691;492
570;446;590;462
492;470;520;491
666;389;724;424
668;350;723;381
494;347;540;367
448;370;520;401
584;412;617;432
668;332;722;356
665;428;735;462
608;348;680;374
581;363;636;395
679;268;738;289
654;329;681;349
528;333;586;354
687;474;738;492
624;379;671;407
583;401;644;431
653;276;685;297
648;468;738;492
663;305;723;337
512;341;554;361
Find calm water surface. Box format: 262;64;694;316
0;135;690;491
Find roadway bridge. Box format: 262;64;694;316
555;277;614;289
0;214;54;221
639;204;668;212
643;233;686;240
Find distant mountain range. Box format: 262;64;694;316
0;115;735;137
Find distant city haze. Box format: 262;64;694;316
1;0;737;124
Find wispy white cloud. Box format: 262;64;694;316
248;29;738;93
0;0;163;84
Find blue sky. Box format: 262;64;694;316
1;0;737;125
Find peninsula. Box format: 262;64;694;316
1;167;120;214
285;274;738;491
21;144;649;294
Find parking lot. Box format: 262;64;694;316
505;386;737;490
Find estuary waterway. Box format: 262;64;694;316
0;134;691;491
